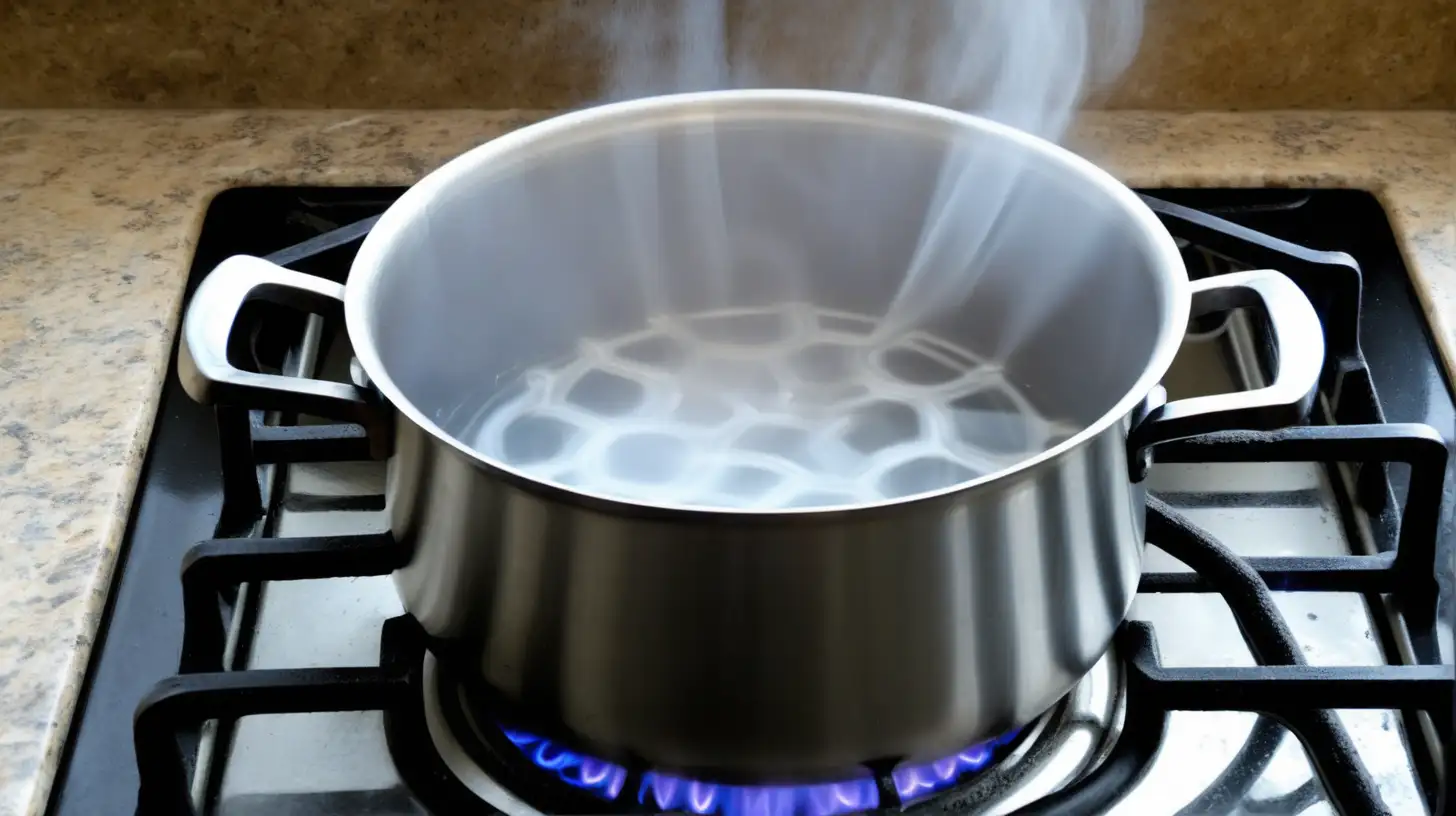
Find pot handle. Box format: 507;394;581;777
178;255;385;429
1128;268;1324;479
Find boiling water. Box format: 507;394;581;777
464;304;1074;510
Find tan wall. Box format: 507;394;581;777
2;0;1452;109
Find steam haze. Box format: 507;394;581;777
461;0;1152;508
595;0;1147;340
601;0;1144;141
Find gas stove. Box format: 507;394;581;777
48;187;1454;816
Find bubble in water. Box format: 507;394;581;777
879;457;979;497
734;424;815;463
787;343;856;384
714;465;782;500
949;388;1036;455
606;432;690;484
567;370;646;417
689;357;783;409
620;334;691;369
841;400;920;454
879;346;963;386
501;414;576;464
789;381;872;412
673;392;737;426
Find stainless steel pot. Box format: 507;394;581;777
177;90;1324;782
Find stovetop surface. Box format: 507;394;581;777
48;187;1455;816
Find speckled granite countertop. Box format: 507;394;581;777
0;110;1452;815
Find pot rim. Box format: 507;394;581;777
347;89;1191;519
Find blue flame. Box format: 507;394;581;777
504;725;1020;812
890;729;1021;802
500;728;627;800
638;772;878;816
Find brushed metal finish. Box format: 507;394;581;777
176;90;1325;781
390;407;1145;779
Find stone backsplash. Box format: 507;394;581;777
2;0;1452;109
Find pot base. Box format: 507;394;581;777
416;648;1123;814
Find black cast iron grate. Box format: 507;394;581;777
122;191;1455;816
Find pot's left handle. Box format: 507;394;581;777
1128;268;1325;479
178;255;389;439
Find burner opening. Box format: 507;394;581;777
420;653;1073;816
888;729;1026;804
501;727;630;801
500;725;1026;815
634;767;879;816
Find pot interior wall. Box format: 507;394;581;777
361;101;1174;451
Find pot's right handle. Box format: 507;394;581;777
178;255;387;436
1128;268;1324;480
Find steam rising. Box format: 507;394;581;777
601;0;1143;139
596;0;1145;341
464;0;1149;507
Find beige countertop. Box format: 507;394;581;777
4;0;1454;109
0;110;1452;815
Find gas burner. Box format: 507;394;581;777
417;650;1123;815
